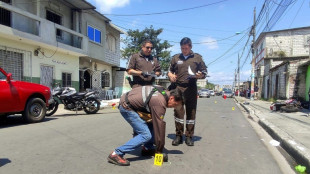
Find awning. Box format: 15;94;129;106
112;66;127;71
63;0;95;10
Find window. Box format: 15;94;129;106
46;10;62;38
0;0;11;27
106;34;116;52
62;72;71;87
88;25;101;44
0;71;6;80
101;72;110;87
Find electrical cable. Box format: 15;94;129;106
102;0;229;16
207;33;247;66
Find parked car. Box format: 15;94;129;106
215;91;222;96
222;90;234;98
199;89;210;98
209;90;215;96
0;67;51;123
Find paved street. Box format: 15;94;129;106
0;97;295;174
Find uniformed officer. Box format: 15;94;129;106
126;39;161;88
168;37;207;146
107;86;183;166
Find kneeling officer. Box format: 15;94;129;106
108;85;183;166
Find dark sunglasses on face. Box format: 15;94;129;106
145;46;153;50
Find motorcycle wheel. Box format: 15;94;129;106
84;98;100;114
46;102;59;116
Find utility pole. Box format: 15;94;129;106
250;8;256;100
238;53;240;97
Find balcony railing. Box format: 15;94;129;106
0;2;87;54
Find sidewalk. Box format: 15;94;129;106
235;96;310;170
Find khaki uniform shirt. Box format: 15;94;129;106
169;51;207;86
127;52;161;87
120;86;168;152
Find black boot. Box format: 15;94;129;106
185;137;194;146
172;135;183;146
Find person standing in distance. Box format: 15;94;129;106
126;39;161;88
168;37;207;146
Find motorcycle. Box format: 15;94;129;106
280;98;302;113
46;86;100;116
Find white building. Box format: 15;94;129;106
254;26;310;99
0;0;124;97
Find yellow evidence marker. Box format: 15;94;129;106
215;101;217;104
154;153;163;166
232;107;235;111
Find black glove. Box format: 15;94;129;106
141;71;149;78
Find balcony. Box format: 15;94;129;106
0;2;88;55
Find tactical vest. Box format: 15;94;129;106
125;85;168;113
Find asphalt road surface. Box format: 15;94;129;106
0;96;294;174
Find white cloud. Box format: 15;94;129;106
91;0;130;14
201;37;219;50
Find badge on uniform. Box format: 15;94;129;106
177;60;183;64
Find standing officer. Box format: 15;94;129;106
168;37;207;146
126;39;161;88
107;86;183;166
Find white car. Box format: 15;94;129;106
209;90;215;96
199;89;210;98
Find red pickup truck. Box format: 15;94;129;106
0;67;51;123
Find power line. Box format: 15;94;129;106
207;33;247;66
289;0;304;27
111;16;235;33
102;0;229;16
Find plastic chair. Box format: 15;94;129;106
105;90;113;100
113;87;120;98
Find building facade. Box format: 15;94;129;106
254;26;310;100
0;0;123;97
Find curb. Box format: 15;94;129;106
235;98;310;170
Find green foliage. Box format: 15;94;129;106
205;82;215;90
121;26;173;71
268;97;277;102
278;51;286;58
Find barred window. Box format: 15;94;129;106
62;72;71;87
101;72;110;87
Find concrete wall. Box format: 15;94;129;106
0;38;80;90
81;13;107;62
265;29;310;57
270;64;287;99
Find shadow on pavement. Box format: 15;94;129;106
0;115;57;128
0;158;11;167
167;133;202;142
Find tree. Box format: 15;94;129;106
121;26;172;71
205;82;215;90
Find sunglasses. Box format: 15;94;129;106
145;46;153;50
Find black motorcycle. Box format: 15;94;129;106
46;86;100;116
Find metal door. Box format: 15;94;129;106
0;49;23;80
40;65;53;89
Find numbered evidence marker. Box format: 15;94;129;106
154;153;163;166
232;107;235;111
215;101;217;104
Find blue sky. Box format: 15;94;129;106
86;0;309;86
